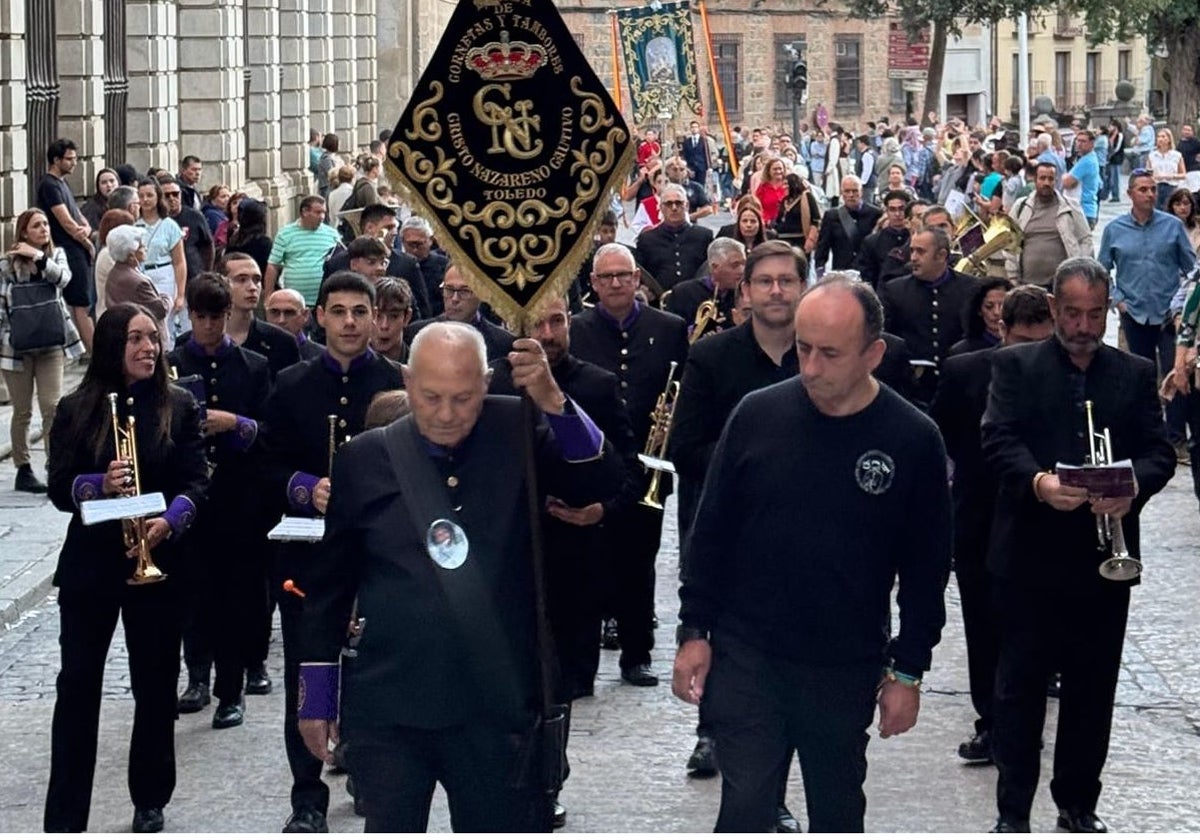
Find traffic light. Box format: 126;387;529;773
790;58;808;100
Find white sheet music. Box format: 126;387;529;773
81;493;167;526
268;516;326;542
638;454;677;474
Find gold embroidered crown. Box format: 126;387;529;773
466;31;546;81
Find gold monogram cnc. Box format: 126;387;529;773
474;84;543;160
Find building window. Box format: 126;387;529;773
710;36;740;116
773;35;806;114
1054;51;1070;108
834;36;861;109
1085;52;1100;107
1118;49;1132;82
890;79;906;111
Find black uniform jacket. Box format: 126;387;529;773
664;278;736;340
930;346;997;566
404;313;516;363
981;339;1175;587
489;354;641;519
814;203;883;270
879;270;979;366
297;335;325;361
855;225;911;289
179;318;301;380
323;244;432;320
296;398;624;730
669;320;797;487
47;385;209;593
634;222;714;292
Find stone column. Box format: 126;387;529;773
0;0;28;242
278;0;313;201
306;0;335;148
246;0;291;213
374;0;414;130
126;0;179;172
55;0;106;192
177;0;246;193
354;0;377;146
330;0;357;147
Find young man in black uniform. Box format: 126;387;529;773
929;285;1054;766
323;203;431;319
879;226;980;408
668;239;806;831
674;277;951;832
260;271;403;832
294;322;622;832
664;237;743;340
404;262;516;361
570;242;689;687
168;274;273;727
981;258;1175;833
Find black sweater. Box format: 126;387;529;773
678;378;951;677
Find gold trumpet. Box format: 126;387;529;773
1084;400;1142;581
108;393;167;585
639;361;681;509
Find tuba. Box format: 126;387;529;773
1084;400;1142;581
955;210;1022;278
639;361;681;509
109;393;168;585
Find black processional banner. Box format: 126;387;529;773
386;0;635;330
613;1;702;126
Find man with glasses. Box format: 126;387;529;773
634;183;714;294
403;263;515;361
674;275;951;832
399;215;448;316
571;243;689;688
266;288;325;360
158;172;214;281
855;191;913;289
324;204;431;320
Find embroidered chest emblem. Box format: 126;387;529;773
855;450;895;495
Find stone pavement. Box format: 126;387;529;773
3;190;1200;832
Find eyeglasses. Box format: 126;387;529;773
662;200;686;208
595;270;636;285
748;275;803;291
163;191;182;198
441;285;474;299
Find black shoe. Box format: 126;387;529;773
620;664;659;687
1047;673;1062;699
132;807;164;833
957;730;994;764
346;776;365;817
282;806;328;833
330;740;349;773
686;735;718;777
245;664;273;695
1057;810;1107;833
14;464;47;493
177;681;210;713
775;805;802;833
212;698;244;729
601;618;620;650
553;800;567;829
991;816;1030;832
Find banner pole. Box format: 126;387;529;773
608;10;623;114
696;0;737;181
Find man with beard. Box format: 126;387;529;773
1005;162;1093;290
981;258;1175;832
813;176;883;273
403;263;515;362
668;239;807;832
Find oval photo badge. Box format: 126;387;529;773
426;519;469;570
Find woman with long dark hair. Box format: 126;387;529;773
43;303;207;833
226;198;273;275
81;168;120;233
0;208;85;492
716;196;775;250
949;277;1012;356
775;173;822;254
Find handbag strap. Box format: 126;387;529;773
382;415;528;723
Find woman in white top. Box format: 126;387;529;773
1149;128;1186;209
134;178;186;349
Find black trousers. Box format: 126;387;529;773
705;631;879;833
992;578;1130;820
607;505;662;670
344;720;553;832
280;599;329;814
955;555;1000;734
44;583;183;831
546;524;604;700
1121;313;1186;442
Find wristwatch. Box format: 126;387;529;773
675;625;710;646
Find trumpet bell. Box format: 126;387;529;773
128;562;168;586
1098;555;1142;582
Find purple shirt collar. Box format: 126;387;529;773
596;301;641;331
924;268;954;289
321;347;377;375
184;335;235;359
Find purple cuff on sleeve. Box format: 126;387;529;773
287;471;321;515
547;398;605;463
72;473;105;507
223;415;258;453
162;495;197;536
298;662;339;720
